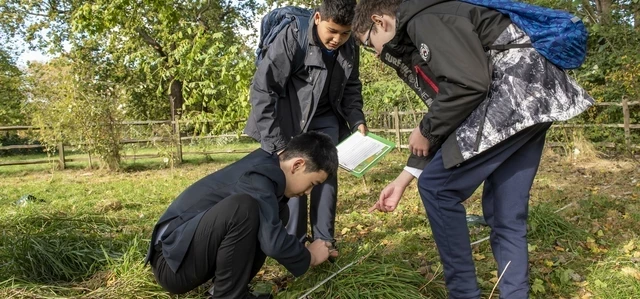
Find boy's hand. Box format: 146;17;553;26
307;239;333;266
369;170;413;213
357;124;368;135
370;182;404;212
409;126;430;157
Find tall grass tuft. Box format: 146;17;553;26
528;204;587;249
279;244;446;299
80;237;169;298
0;213;130;283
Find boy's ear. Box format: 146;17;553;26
370;14;388;31
314;11;322;25
291;158;306;173
370;14;382;24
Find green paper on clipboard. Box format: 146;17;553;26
336;132;395;178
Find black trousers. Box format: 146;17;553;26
151;194;289;298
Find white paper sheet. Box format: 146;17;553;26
336;133;387;171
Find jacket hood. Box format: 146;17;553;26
392;0;451;43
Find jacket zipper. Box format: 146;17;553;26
473;52;495;152
473;102;489;152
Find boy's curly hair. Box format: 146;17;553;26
318;0;357;26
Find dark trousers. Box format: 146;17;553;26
151;194;288;298
418;124;550;299
287;113;339;242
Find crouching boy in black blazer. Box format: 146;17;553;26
145;132;339;298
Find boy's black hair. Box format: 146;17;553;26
352;0;402;35
280;131;339;176
318;0;357;26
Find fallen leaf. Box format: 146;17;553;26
473;253;486;261
620;267;640;280
623;240;636;254
580;292;593;299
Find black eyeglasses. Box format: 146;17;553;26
361;22;376;54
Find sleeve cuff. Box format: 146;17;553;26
350;120;366;133
288;248;311;277
403;166;423;178
419;121;441;147
261;136;288;154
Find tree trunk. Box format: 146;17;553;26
169;77;184;122
594;0;613;24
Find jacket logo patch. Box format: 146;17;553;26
420;43;430;62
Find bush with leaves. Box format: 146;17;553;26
27;56;124;170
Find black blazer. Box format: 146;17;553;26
144;149;311;276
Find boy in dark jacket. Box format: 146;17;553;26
245;0;367;249
145;132;339;298
352;0;593;298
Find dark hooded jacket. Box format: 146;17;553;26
245;14;366;154
383;0;593;169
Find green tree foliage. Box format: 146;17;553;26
0;47;26;126
1;0;260;134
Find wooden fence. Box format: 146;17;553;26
367;99;639;150
1;99;638;168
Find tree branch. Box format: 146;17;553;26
136;28;167;59
582;0;599;24
44;0;70;14
21;9;50;18
196;0;213;31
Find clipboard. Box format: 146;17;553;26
336;132;395;178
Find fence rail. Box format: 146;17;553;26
1;100;638;168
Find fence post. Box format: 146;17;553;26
57;141;65;170
622;97;631;147
174;112;183;164
393;106;401;149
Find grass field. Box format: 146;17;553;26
1;142;639;298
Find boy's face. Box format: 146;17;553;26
314;12;352;50
283;158;329;198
